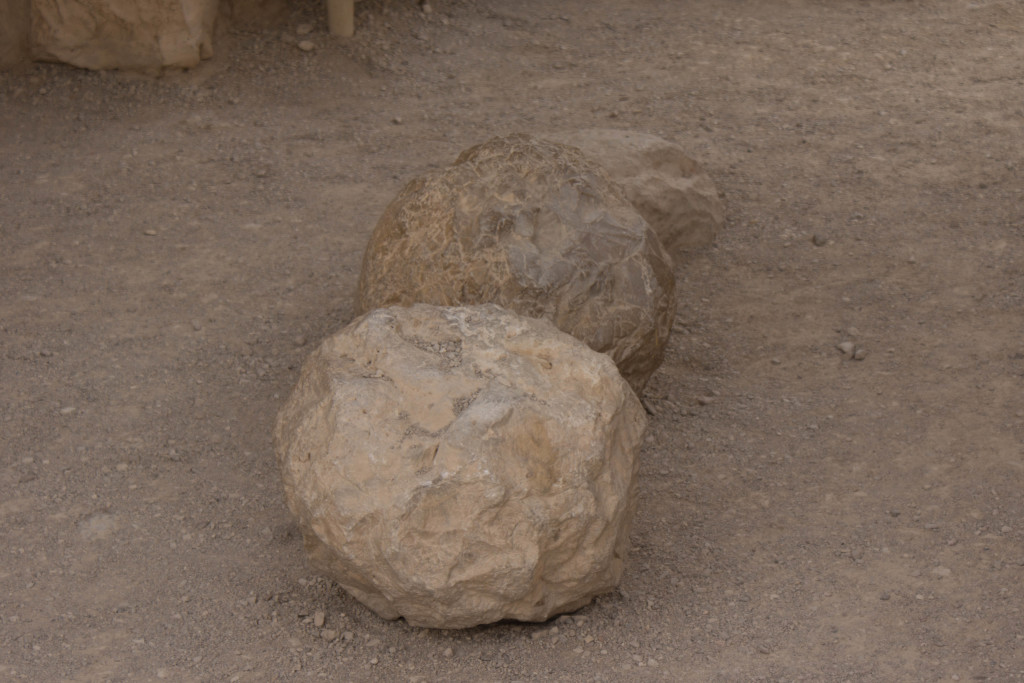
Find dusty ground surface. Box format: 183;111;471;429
2;0;1023;680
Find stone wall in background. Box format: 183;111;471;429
0;0;288;70
0;0;31;66
220;0;287;28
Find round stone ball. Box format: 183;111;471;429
356;133;676;394
274;304;647;629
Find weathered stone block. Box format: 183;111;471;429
30;0;217;70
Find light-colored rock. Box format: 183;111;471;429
543;129;724;255
275;304;646;629
30;0;217;70
357;133;676;394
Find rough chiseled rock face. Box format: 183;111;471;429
357;133;676;394
274;304;647;629
544;129;724;256
30;0;217;70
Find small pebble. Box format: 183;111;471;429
314;610;325;628
143;229;158;236
697;396;714;406
298;41;316;52
442;647;453;657
836;341;854;355
853;347;868;361
812;233;828;246
59;406;77;415
322;629;338;642
392;116;403;125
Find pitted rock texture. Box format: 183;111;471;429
545;129;724;256
356;133;676;394
274;304;646;629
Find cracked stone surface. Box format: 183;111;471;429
356;133;676;394
274;303;646;629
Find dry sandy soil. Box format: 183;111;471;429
2;0;1024;680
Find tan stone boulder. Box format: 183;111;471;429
544;129;724;256
30;0;217;70
274;304;646;629
357;133;676;394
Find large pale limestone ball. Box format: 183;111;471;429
543;129;725;256
356;133;676;394
274;304;647;629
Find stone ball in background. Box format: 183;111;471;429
274;304;647;629
356;133;676;394
544;129;724;256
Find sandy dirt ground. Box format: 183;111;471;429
2;0;1023;680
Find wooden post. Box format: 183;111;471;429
327;0;355;37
